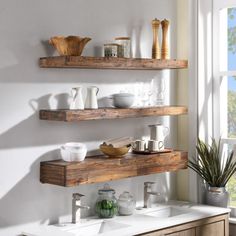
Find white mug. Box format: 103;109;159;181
149;124;169;141
148;140;164;152
132;140;146;151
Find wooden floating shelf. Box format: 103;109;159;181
39;106;188;122
39;56;188;70
40;151;188;187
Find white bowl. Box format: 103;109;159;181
113;93;135;108
60;142;87;162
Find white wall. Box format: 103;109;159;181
0;0;179;235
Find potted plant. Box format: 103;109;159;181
188;138;236;207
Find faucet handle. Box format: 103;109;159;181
144;182;156;187
73;193;85;200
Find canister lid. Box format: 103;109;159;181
104;43;120;46
115;37;131;40
118;191;134;201
98;183;115;194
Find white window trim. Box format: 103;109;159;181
213;0;236;141
213;0;236;213
189;0;236;208
188;0;199;203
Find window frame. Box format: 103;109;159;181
213;0;236;208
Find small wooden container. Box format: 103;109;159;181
49;36;91;56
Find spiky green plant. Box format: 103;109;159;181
188;138;236;187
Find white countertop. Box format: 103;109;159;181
23;201;230;236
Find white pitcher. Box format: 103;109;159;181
148;124;169;141
70;87;84;110
85;86;99;109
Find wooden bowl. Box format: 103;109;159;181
49;36;91;56
100;144;130;158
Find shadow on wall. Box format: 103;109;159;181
0;149;71;228
0;93;154;150
0;146;172;229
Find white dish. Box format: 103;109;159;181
113;93;134;108
60;142;87;162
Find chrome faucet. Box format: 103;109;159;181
144;182;161;208
72;193;90;224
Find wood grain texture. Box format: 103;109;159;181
39;56;188;70
39;106;188;122
196;221;225;236
40;151;188;187
138;214;229;236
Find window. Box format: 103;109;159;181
225;7;236;207
213;1;236;207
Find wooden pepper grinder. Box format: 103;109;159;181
161;19;170;59
152;18;161;59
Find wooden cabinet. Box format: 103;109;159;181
166;229;196;236
196;221;225;236
138;214;229;236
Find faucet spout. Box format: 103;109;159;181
72;193;90;224
144;182;161;208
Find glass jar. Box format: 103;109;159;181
115;37;131;58
118;191;136;216
104;43;121;57
95;184;118;218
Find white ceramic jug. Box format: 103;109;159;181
85;86;99;109
149;124;169;141
70;87;84;110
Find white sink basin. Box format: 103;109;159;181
143;207;191;218
66;221;130;236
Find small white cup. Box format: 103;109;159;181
132;140;146;151
148;140;164;152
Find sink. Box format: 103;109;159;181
143;207;191;218
66;221;130;236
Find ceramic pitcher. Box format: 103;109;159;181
148;124;169;141
85;86;99;109
70;87;84;110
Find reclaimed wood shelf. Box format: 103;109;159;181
39;56;188;70
40;151;188;187
39;106;188;122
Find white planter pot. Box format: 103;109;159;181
206;187;229;208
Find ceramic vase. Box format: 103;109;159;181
206;187;229;208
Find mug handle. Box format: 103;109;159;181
164;127;170;136
95;86;99;95
131;141;137;150
158;141;164;150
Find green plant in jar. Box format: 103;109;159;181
95;184;118;218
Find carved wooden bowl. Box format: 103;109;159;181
100;144;130;158
49;36;91;56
